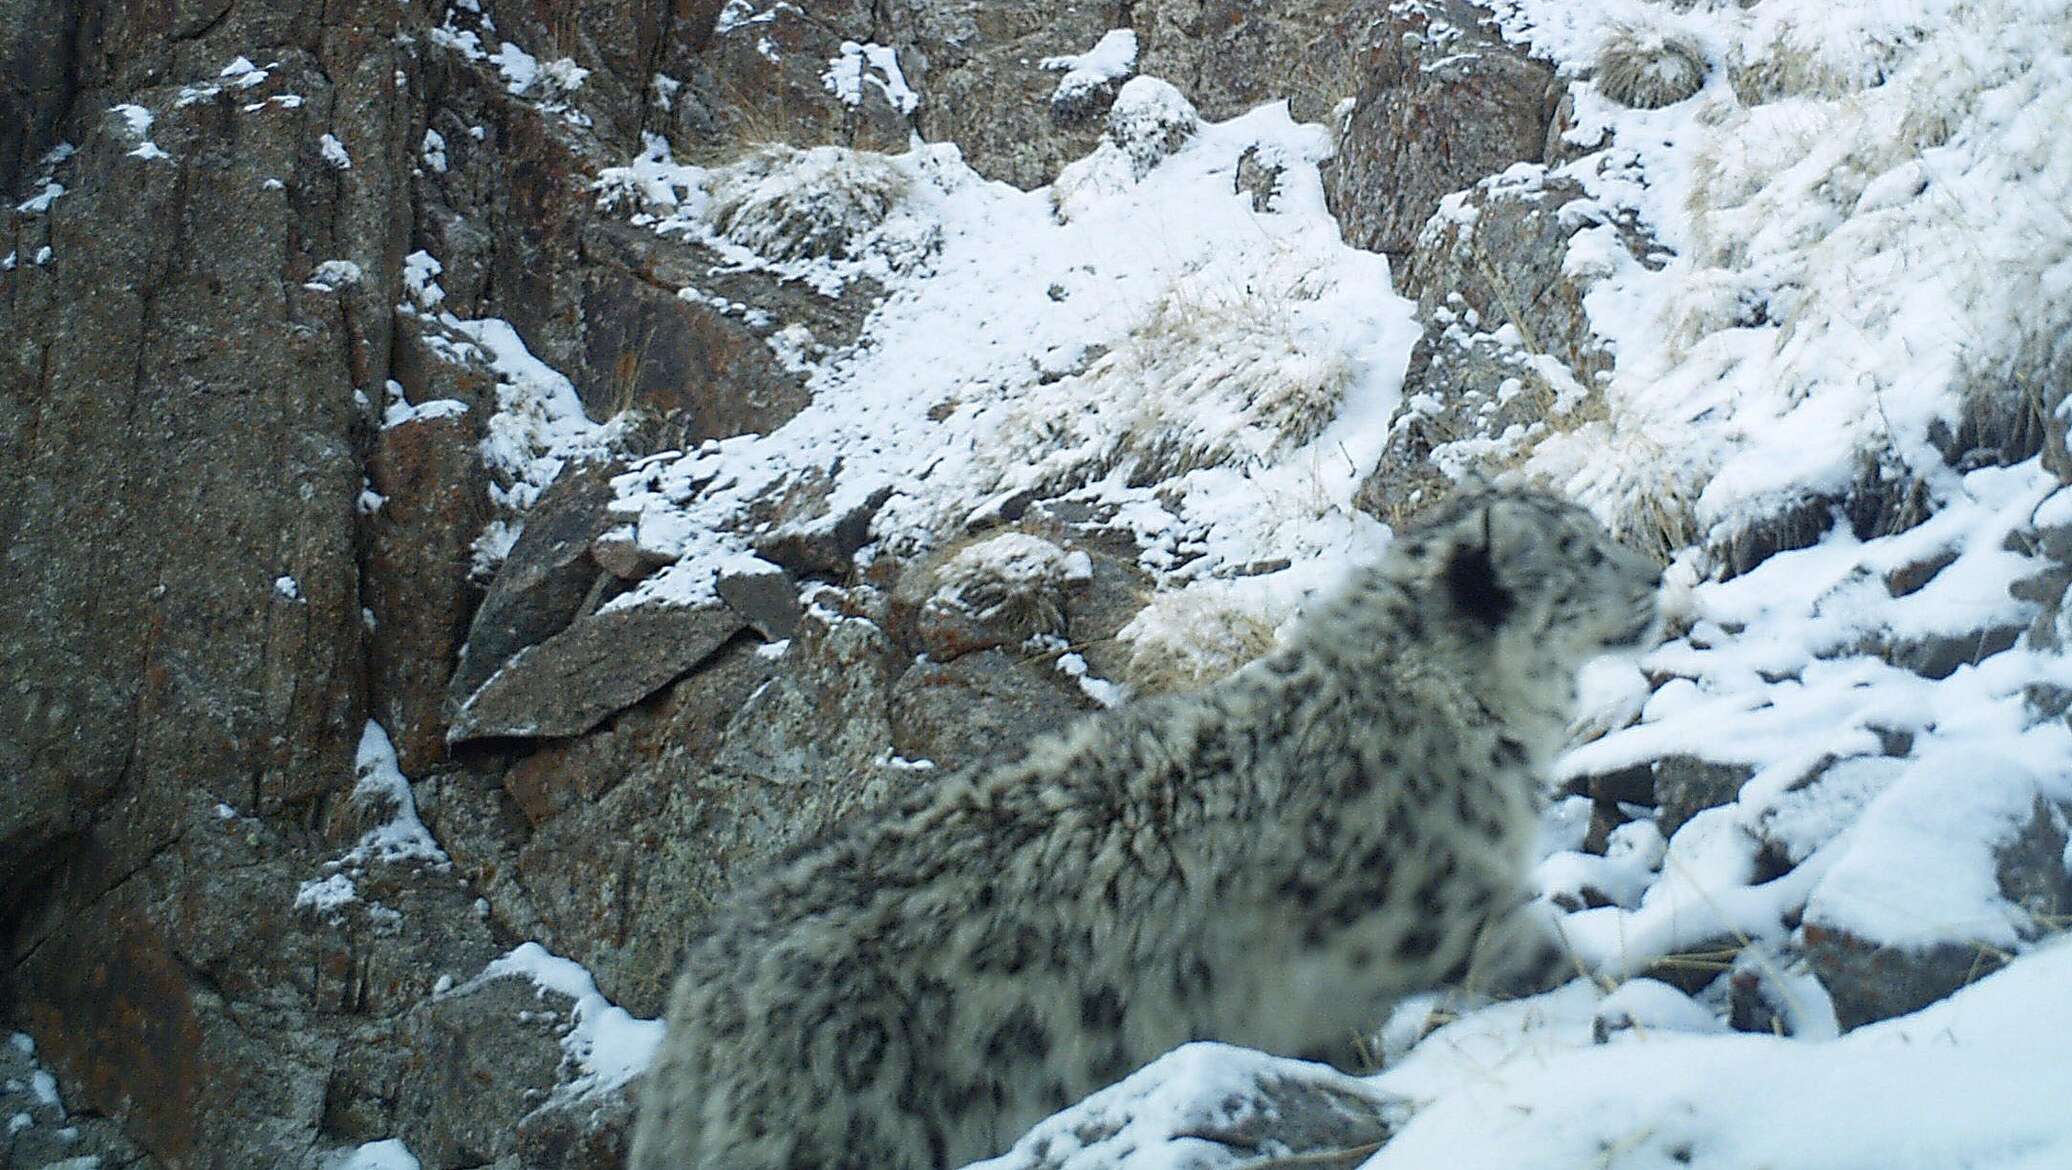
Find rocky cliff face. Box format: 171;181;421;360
6;0;2071;1168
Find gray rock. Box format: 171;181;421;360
449;602;747;743
1652;757;1755;837
1806;797;2072;1030
1324;0;1560;258
590;525;675;582
1869;622;2027;681
392;979;568;1169
450;462;619;705
1801;925;2001;1032
890;649;1093;773
1353;172;1659;531
516;1085;637;1170
497;645;776;1015
1;1030;155;1170
1135;0;1370;127
1996;797;2072;934
882;1;1123;189
753;481;896;577
976;1044;1393;1170
715;559;805;641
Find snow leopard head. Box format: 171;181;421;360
1407;485;1663;665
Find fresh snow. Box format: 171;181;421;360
328;1139;421;1170
108;103;169;160
1040;29;1139;108
1483;0;2072;552
459;943;665;1100
1368;938;2072;1170
592;92;1414;631
823;41;919;115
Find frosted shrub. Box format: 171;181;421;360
1117;580;1283;694
931;533;1091;638
982;262;1358;494
1107;274;1355;479
1595;20;1708;109
1106;77;1200;176
705;144;909;263
1726;3;1936;103
1052;76;1200;221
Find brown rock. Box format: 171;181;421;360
576;224;813;444
367;407;491;775
449;461;619;705
392;978;567;1168
884;1;1123;189
1801;924;2002;1032
1136;0;1369;125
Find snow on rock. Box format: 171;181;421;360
1367;937;2072;1170
1544;461;2071;979
595;98;1413;625
1486;0;2072;552
390;261;628;574
295;722;449;914
458;942;665;1100
1040;29;1139;112
346;721;446;866
328;1138;422;1170
823;41;919;115
108;103;170;160
1053;77;1202;219
972;1043;1392;1170
15;182;63;214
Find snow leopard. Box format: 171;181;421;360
628;486;1662;1170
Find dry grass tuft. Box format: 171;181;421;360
1596;21;1709;110
1117;581;1283;694
705;144;909;263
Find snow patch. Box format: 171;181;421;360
823;41;919;115
1040;29;1139;109
460;943;665;1100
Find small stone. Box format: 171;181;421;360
1652;757;1754;836
716;559;804;640
1234;144;1284;212
590;526;672;581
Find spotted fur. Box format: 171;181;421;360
628;487;1662;1170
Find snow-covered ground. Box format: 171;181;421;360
593;75;1413;648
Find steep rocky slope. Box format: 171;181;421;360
4;1;2069;1168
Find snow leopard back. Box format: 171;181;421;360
628;486;1660;1170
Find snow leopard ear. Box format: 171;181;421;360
1443;500;1517;628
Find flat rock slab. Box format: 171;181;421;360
449;603;745;743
